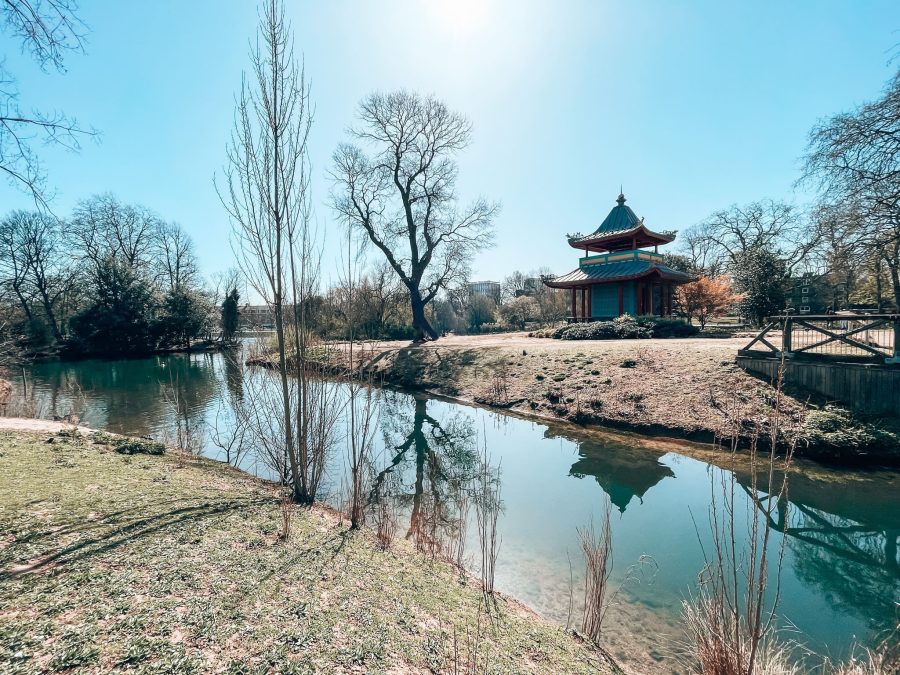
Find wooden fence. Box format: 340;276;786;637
739;314;900;364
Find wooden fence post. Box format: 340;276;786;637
782;317;793;357
888;318;900;365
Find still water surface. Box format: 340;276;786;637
14;349;900;669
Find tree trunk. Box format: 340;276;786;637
36;288;62;342
12;284;35;327
875;257;884;311
889;260;900;311
409;287;437;341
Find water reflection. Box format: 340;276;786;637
10;352;900;662
371;392;479;555
21;353;221;437
735;466;900;638
566;436;675;513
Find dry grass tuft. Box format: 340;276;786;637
578;500;613;646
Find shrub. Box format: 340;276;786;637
643;317;700;338
114;438;166;456
619;359;637;368
631;315;699;338
531;317;698;340
800;406;900;460
559;320;652;340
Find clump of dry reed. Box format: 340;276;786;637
475;443;501;599
372;497;397;551
680;358;798;675
278;492;293;541
578;501;613;645
442;608;492;675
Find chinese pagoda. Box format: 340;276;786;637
543;191;695;320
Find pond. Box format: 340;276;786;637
10;349;900;672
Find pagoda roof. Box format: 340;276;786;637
543;259;696;289
568;193;675;252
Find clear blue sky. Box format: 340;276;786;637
2;0;898;288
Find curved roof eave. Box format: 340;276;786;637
543;264;696;289
568;225;675;249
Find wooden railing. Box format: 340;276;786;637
739;314;900;364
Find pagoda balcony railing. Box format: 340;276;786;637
739;314;900;364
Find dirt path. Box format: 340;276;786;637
355;331;751;353
0;417;96;433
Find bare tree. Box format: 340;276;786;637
366;258;406;336
681;222;725;277
803;70;900;215
681;201;819;277
475;442;501;600
0;211;36;326
681;372;795;675
154;221;199;292
802;70;900;307
209;267;243;307
500;270;527;305
218;0;337;503
0;210;73;340
69;194;160;276
342;227;379;529
1;0;95;205
331;91;497;341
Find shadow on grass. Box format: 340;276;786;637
1;495;272;579
385;346;481;393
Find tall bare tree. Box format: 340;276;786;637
331;91;497;341
154;221;199;292
1;0;95;205
69;194;160;276
218;0;334;503
682;201;819;276
802;70;900;308
0;210;72;340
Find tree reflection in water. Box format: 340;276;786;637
370;392;480;558
22;352;221;438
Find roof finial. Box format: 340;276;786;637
616;187;626;206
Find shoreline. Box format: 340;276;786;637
0;417;676;673
249;333;900;467
0;425;624;674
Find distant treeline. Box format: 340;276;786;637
0;194;238;357
0;194;570;359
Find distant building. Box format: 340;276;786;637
240;304;274;328
468;281;501;303
788;273;845;314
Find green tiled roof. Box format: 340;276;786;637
594;192;641;235
544;259;695;288
569;192;674;248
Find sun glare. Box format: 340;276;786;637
430;0;489;37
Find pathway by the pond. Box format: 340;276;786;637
7;350;900;673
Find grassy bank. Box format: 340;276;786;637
287;333;899;464
0;428;617;674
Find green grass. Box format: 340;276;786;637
0;430;614;674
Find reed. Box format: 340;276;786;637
578;498;613;645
